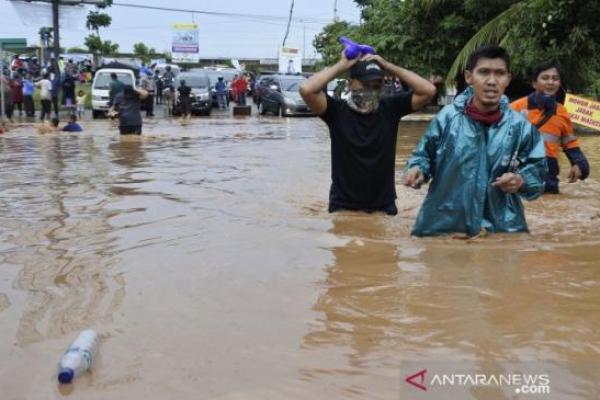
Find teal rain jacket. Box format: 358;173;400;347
407;86;547;237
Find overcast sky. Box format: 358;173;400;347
1;0;362;58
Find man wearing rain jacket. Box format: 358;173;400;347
404;46;547;237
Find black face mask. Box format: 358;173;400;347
529;92;557;115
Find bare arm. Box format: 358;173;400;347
136;88;149;100
361;54;436;111
299;51;358;115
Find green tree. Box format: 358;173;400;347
133;42;157;64
423;0;600;90
67;47;88;54
314;0;600;92
314;0;510;76
313;21;361;68
86;11;112;38
84;0;115;57
38;27;53;45
84;35;119;56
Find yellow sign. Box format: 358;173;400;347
564;94;600;131
172;23;198;30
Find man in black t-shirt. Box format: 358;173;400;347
299;52;436;215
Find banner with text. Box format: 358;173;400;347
564;94;600;132
172;23;199;63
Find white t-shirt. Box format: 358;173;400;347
76;95;86;106
37;79;52;100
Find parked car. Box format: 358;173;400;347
255;74;314;117
91;68;136;119
326;80;338;98
169;71;212;116
253;74;275;104
326;78;350;101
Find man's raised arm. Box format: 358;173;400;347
299;52;358;116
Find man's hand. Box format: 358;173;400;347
403;167;424;189
337;50;360;71
492;173;524;193
568;164;582;182
360;54;387;68
300;51;356;116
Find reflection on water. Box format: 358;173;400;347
304;215;400;354
0;117;599;399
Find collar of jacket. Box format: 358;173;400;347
453;85;509;127
527;91;557;115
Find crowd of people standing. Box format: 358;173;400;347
2;54;91;122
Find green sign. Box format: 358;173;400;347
0;38;28;51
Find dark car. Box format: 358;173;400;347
170;72;212;116
255;75;313;117
194;68;239;108
252;74;275;104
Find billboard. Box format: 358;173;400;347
278;47;301;74
564;94;600;132
172;23;199;63
10;1;88;31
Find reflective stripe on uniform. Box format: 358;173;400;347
541;133;560;144
561;134;578;145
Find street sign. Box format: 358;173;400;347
0;39;27;51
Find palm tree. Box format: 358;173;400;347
442;2;527;83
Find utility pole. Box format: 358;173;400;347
10;0;108;66
52;0;60;64
302;22;306;60
1;55;5;123
282;0;295;47
333;0;338;22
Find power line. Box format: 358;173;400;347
112;2;330;24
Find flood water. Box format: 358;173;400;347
1;114;599;399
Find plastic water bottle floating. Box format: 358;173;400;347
57;330;99;384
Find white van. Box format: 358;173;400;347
91;68;136;118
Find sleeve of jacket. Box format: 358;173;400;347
516;121;547;200
405;112;444;182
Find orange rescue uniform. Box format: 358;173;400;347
511;96;580;157
510;95;589;193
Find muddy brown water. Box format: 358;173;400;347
0;115;599;399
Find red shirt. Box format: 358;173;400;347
234;78;248;93
9;79;24;102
